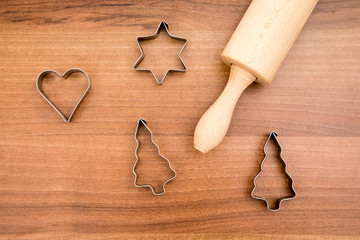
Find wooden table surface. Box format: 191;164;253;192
0;0;359;239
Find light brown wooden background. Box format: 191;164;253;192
0;0;359;239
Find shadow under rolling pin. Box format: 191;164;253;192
194;0;319;153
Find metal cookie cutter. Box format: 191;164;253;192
36;68;91;122
133;119;176;195
251;132;296;211
133;20;188;85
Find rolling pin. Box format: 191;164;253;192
194;0;318;153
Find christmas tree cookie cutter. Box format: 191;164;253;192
133;20;188;85
133;119;176;195
251;132;297;211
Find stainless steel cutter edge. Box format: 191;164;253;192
36;68;91;122
251;132;297;211
133;20;188;85
133;118;176;195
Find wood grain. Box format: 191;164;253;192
0;0;359;239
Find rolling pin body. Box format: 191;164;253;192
194;0;318;153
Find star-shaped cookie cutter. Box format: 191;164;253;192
36;68;91;122
133;21;188;85
251;132;297;211
133;119;176;195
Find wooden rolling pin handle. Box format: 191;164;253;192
194;65;256;153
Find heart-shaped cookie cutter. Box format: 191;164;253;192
36;68;91;122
